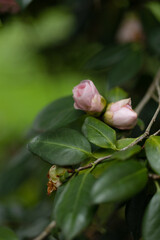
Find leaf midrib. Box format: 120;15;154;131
39;140;91;155
70;174;91;226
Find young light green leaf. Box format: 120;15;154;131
82;117;117;150
28;128;92;166
92;160;148;204
0;226;18;240
85;44;131;70
53;173;96;240
107;87;128;103
107;48;143;87
145;136;160;174
142;192;160;240
32;96;84;133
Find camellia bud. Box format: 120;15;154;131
73;80;106;116
116;15;144;43
103;98;137;130
47;165;73;195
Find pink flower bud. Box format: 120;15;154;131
116;15;144;43
104;98;137;130
0;0;20;14
73;80;106;115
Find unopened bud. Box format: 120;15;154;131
116;15;144;43
73;80;106;116
103;98;137;130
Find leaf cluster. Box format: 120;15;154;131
25;94;160;240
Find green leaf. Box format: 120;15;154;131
107;87;128;103
28;128;92;166
0;148;38;196
146;2;160;22
126;188;149;240
16;0;32;8
148;28;160;55
92;160;118;178
137;118;145;131
32;96;84;133
116;138;137;149
85;44;131;70
107;47;143;87
142;192;160;240
145;136;160;174
93;148;115;159
82;117;117;150
113;138;141;160
53;173;95;240
0;226;18;240
92;160;148;204
112;145;141;160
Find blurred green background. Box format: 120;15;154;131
1;0;160;239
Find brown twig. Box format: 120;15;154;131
33;220;56;240
152;93;159;103
152;129;160;136
135;68;160;115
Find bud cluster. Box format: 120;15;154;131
72;80;137;130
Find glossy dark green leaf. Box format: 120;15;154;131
16;0;32;8
32;96;84;133
28;128;92;166
145;136;160;174
85;44;131;70
107;87;128;103
142;191;160;240
148;28;160;55
53;173;95;240
82;117;117;150
107;48;143;87
0;226;18;240
126;188;149;240
92;160;148;204
0;149;37;196
92;160;118;178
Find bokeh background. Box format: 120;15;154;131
0;0;160;239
